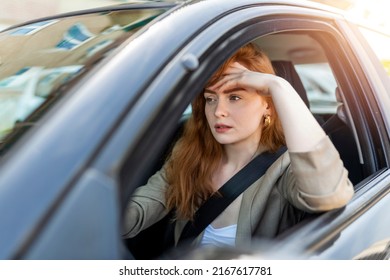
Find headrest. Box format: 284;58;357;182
335;87;348;125
272;60;310;108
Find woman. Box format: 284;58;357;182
122;43;354;249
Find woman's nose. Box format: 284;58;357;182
214;99;228;117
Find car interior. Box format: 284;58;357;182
125;31;368;259
257;33;364;185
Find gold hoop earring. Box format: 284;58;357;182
264;114;271;127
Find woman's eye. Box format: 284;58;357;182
229;95;241;101
205;96;217;104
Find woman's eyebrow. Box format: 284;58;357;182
223;87;247;93
204;88;217;94
205;87;247;94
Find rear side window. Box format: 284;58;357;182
0;8;167;155
295;63;338;115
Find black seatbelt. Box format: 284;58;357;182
178;146;287;244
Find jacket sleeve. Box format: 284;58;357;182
280;136;354;213
122;169;169;238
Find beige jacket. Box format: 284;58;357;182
122;136;354;247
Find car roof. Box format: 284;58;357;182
2;0;346;30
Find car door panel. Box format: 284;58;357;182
23;169;121;259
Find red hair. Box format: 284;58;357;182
165;43;285;220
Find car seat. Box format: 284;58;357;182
321;87;364;185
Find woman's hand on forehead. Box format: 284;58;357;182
209;62;272;96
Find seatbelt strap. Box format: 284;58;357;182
178;146;287;244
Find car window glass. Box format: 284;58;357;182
295;63;338;115
0;8;168;155
358;26;390;76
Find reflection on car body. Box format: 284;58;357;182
0;0;389;260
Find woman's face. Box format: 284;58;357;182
204;66;270;149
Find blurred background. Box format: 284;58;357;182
0;0;389;31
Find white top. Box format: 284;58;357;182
200;224;237;247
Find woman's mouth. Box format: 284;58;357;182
215;124;232;133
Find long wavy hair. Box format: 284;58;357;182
165;43;285;220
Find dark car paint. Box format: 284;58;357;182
0;0;389;259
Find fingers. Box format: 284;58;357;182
208;63;247;90
220;62;247;75
209;73;242;91
207;62;271;95
229;62;248;71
